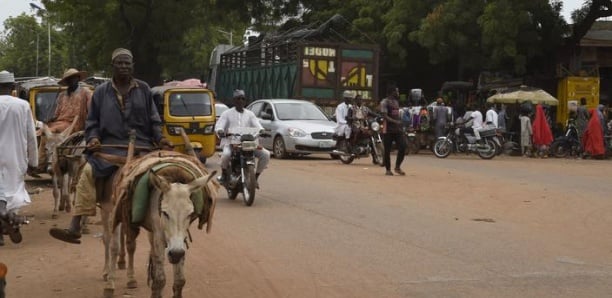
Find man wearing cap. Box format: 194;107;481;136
335;90;353;154
49;48;172;244
215;89;270;185
0;70;38;246
33;68;92;174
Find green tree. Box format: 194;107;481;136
43;0;250;85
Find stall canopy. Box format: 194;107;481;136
486;86;558;106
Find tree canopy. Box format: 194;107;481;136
0;0;609;87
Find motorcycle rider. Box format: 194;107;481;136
216;89;270;186
347;94;378;150
335;90;353;154
460;105;484;141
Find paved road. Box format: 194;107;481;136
3;153;612;297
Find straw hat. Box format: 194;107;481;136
58;68;87;85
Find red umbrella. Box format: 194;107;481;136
532;104;553;146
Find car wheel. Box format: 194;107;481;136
273;136;288;159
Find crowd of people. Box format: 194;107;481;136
395;95;610;159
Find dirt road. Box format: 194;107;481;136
2;153;611;297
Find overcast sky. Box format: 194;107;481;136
0;0;588;34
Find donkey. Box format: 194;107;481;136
103;152;217;298
41;117;81;219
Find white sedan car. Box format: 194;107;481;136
246;99;337;159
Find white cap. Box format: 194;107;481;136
0;70;15;83
233;89;245;97
342;90;354;98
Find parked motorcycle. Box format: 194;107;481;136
433;122;497;159
333;117;384;166
219;127;269;206
549;120;581;158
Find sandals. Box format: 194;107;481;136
49;228;81;244
1;215;23;244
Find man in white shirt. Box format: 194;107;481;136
485;103;499;128
0;70;38;246
334;90;353;153
215;89;270;184
461;107;483;140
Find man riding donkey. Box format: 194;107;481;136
29;68;92;177
49;48;173;244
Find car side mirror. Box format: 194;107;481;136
261;112;273;120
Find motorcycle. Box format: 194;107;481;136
549;120;582;158
432;122;497;159
333;117;385;166
218;127;269;206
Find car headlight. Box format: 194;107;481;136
287;127;307;137
370;122;380;132
166;125;183;136
203;125;214;134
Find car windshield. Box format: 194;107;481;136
274;102;328;121
35;91;60;122
169;92;212;116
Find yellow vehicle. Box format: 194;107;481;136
15;76;104;123
152;84;217;163
15;77;64;123
556;76;600;128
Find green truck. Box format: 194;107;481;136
209;17;380;112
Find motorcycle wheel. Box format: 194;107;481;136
477;139;497;160
242;164;257;206
372;142;384;166
433;139;452;158
549;140;568;158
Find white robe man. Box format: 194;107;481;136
0;70;38;246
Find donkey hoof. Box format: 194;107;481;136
127;280;138;289
65;205;71;213
117;261;126;270
58;205;65;211
103;288;114;298
102;273;108;281
51;213;59;219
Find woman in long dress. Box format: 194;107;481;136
519;111;532;156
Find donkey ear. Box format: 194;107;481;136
149;170;171;193
187;170;217;193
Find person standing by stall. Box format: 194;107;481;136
519;111;533;156
433;98;448;138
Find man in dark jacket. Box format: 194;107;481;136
50;48;172;244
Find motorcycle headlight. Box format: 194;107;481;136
241;140;258;151
370;122;380;132
288;127;307;137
